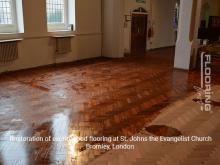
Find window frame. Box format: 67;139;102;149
46;0;70;32
0;0;18;33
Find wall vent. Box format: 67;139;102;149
54;36;74;54
0;39;20;63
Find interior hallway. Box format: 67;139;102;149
0;48;219;164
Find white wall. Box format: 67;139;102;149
150;0;176;49
0;0;102;73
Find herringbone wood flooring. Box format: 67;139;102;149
0;48;219;164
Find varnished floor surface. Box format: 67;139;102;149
0;48;219;164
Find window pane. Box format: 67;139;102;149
0;0;12;24
47;0;65;24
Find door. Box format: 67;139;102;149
131;14;148;56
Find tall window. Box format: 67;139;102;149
46;0;70;31
0;0;18;33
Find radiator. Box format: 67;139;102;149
55;37;72;54
0;40;19;63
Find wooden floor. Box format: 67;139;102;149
0;48;219;164
90;86;220;165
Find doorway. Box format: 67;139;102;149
131;12;148;56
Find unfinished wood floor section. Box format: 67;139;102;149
0;48;219;164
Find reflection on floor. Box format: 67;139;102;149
90;86;220;165
0;48;219;164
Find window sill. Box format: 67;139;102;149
51;35;76;38
48;29;72;32
0;33;24;40
0;38;23;43
48;30;75;36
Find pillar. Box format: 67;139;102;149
102;0;124;58
174;0;202;70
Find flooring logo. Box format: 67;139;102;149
194;52;212;112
